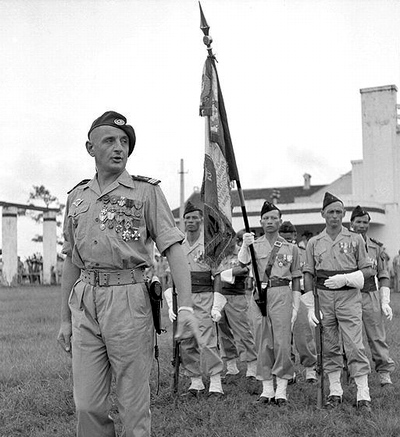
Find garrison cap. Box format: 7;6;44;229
260;201;281;218
351;205;371;222
183;200;203;217
322;192;343;210
280;221;296;233
88;111;136;156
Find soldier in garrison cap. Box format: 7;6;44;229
238;201;302;406
279;221;317;385
57;111;198;437
350;206;395;387
302;193;374;413
164;200;226;398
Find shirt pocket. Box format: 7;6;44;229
314;247;327;268
68;203;90;236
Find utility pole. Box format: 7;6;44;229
178;159;187;231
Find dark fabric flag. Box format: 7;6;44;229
199;56;239;267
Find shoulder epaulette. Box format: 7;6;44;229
132;175;161;185
370;237;383;247
67;179;91;194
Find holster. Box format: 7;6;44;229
147;276;163;334
254;284;267;316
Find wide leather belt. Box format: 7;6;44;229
80;268;145;287
191;271;213;293
262;278;291;288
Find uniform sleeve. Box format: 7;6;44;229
290;245;302;279
61;195;73;258
144;184;184;255
302;239;316;275
356;234;372;269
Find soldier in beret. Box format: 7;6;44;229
350;205;395;387
279;221;317;384
302;192;374;412
57;111;198;437
238;201;302;406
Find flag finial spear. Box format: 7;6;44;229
199;2;216;60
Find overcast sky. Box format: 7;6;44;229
1;0;400;257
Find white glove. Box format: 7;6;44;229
324;270;364;290
301;290;322;328
380;286;393;321
211;292;227;322
238;233;254;265
291;290;301;331
242;232;255;248
164;287;176;322
220;269;234;284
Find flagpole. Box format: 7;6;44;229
198;2;265;314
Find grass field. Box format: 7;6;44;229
0;286;399;437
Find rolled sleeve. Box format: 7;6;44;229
290;245;302;279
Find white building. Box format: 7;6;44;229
177;85;400;260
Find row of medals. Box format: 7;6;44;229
98;195;141;242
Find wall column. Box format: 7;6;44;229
2;206;18;286
43;210;57;285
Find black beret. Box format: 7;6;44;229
280;221;296;233
260;201;281;218
88;111;136;156
183;200;203;217
351;205;371;222
322;192;343;210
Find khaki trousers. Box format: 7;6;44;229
69;280;154;437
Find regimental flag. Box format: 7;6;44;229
200;55;239;267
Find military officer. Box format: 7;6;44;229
350;205;395;387
57;111;197;437
302;192;374;413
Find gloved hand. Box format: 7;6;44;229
380;286;393;321
291;290;301;331
324;270;364;290
301;290;322;328
242;232;255;248
175;309;202;346
163;287;176;322
238;233;254;265
220;269;234;284
211;292;227;322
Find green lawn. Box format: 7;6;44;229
0;286;399;437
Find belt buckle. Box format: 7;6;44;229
92;270;99;286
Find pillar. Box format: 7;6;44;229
2;206;18;286
43;210;57;285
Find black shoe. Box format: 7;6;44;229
253;396;275;406
357;400;372;414
181;389;204;399
275;398;288;407
207;391;225;399
325;395;342;409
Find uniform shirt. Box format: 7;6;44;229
252;235;302;281
303;226;371;276
214;253;248;295
365;235;390;281
182;232;212;273
62;170;184;270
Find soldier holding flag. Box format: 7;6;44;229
238;201;302;406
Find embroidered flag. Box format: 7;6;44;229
200;56;239;267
